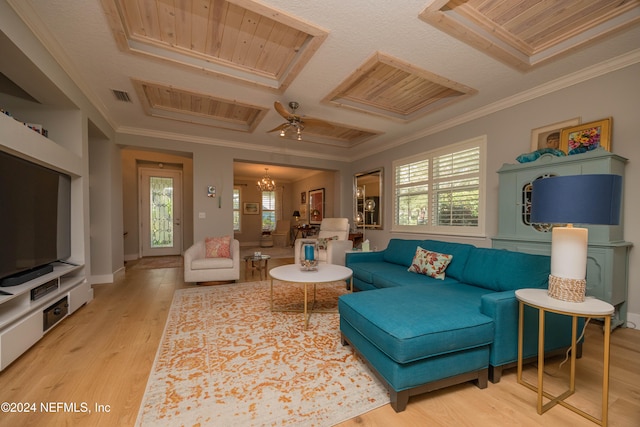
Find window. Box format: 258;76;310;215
233;187;241;231
261;191;276;231
392;136;486;236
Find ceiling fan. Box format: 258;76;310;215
269;101;332;141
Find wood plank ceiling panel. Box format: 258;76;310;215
132;79;268;132
103;0;328;90
323;52;477;122
420;0;640;70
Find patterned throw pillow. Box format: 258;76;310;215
407;246;453;280
317;236;339;250
205;235;231;258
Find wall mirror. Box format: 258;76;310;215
354;168;383;230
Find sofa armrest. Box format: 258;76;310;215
230;239;240;274
480;290;584;368
184;240;205;268
326;239;354;266
480;291;519;367
345;250;385;267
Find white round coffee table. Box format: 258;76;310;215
269;264;353;329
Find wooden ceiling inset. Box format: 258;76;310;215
323;52;477;122
420;0;640;71
102;0;328;91
133;80;268;132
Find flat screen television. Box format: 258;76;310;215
0;149;71;287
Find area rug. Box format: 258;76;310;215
136;280;389;427
130;255;183;269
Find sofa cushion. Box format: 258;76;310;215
382;239;423;267
407;246;453;280
419;240;474;281
350;261;402;286
191;257;234;270
461;247;550;291
205;235;231;258
339;285;494;364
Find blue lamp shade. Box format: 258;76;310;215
530;174;622;225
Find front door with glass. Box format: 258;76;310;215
139;168;183;257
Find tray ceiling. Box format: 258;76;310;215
3;0;640;159
132;79;268;132
420;0;640;71
324;52;477;122
102;0;328;91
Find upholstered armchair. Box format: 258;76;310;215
294;218;353;266
184;238;240;283
271;219;290;247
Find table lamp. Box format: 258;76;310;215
292;210;300;224
530;174;622;302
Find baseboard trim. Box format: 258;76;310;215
91;274;114;285
626;312;640;330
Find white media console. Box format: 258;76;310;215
0;263;91;370
0;110;91;371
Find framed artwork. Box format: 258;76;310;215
530;117;580;151
560;117;612;155
308;188;325;225
301;191;307;204
243;202;259;215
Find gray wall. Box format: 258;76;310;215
350;63;640;327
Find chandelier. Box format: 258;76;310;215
257;168;276;192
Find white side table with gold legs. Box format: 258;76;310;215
516;288;614;426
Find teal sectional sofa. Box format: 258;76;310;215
339;239;579;412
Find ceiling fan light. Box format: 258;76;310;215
280;129;286;137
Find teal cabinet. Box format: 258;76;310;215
492;149;631;328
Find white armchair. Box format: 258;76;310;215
294;218;353;266
271;219;290;247
184;238;240;283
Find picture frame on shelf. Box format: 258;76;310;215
243;202;259;214
530;117;580;151
309;188;324;225
560;117;612;155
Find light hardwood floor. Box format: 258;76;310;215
1;257;638;426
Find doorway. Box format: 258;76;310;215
139;167;183;257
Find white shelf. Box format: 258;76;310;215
0;263;84;330
0;113;82;176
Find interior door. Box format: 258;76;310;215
139;168;183;257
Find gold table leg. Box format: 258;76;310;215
271;275;353;330
517;302;611;426
517;301;524;386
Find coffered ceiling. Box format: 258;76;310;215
3;0;640;162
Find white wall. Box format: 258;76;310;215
351;63;640;327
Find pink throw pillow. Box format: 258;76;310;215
205;235;231;258
407;246;453;280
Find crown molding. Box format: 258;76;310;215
115;126;349;163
